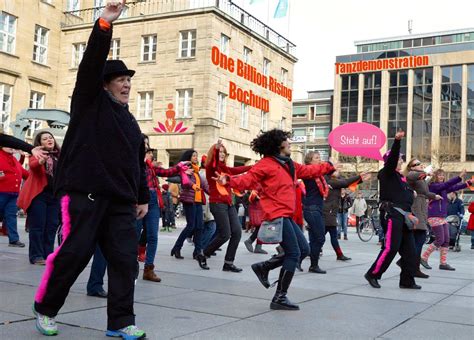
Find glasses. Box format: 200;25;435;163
412;162;421;167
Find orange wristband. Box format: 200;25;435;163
99;18;111;31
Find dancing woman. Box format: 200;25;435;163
214;129;335;310
365;131;420;290
405;158;442;278
420;169;471;271
203;140;251;272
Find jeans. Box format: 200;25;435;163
202;220;216;249
432;223;449;248
87;245;107;294
280;218;310;272
303;205;325;263
28;191;60;263
173;203;203;255
325;225;341;254
0;192;20;243
337;212;348;237
413;229;426;258
136;190;160;265
205;203;242;263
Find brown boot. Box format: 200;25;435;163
143;264;161;282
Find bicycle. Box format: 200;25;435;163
357;202;383;242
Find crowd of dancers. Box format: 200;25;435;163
0;2;473;339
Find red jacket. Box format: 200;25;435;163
206;147;251;205
292;182;304;227
0;149;29;193
468;202;474;231
230;157;335;221
17;156;47;211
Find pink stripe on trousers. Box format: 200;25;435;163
372;218;393;275
35;195;72;303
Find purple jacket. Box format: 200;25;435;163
427;177;467;218
180;171;209;204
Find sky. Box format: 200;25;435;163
234;0;474;99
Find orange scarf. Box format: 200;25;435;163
192;163;202;203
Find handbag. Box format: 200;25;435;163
257;217;284;244
393;207;419;230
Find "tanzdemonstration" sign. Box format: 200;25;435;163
335;55;430;75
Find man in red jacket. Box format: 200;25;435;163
0;147;29;247
214;129;336;310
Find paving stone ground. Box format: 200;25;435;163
1;217;473;339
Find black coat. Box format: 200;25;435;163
323;175;361;227
54;20;149;204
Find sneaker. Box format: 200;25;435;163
106;325;146;339
9;241;25;248
33;305;58;336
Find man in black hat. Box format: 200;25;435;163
32;1;148;339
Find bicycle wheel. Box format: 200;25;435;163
357;219;374;242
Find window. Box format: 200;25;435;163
412;68;433;161
439;66;462;161
176;89;193;118
0;12;16;54
33;25;49;64
220;34;229;55
292;128;305;137
108;39;120;60
217;92;226;121
137;91;153;119
293;105;308;118
243;47;251;64
0;83;12;132
260;110;268;131
141;35;157;62
71;42;86;67
263;58;271;77
315;104;331;115
340;74;358;124
467;65;474;161
387;70;408;153
179;30;196;58
240;103;248;129
309;126;330;139
66;0;80;13
27;91;44;138
362;72;381;127
280;68;288;86
93;0;105;20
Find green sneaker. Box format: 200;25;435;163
33;305;58;336
106;325;146;339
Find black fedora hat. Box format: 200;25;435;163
103;60;135;80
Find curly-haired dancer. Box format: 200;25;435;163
214;129;335;310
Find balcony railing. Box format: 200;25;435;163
62;0;296;55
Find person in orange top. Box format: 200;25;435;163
203;139;252;272
18;132;61;265
0;147;29;247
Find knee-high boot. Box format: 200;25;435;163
270;269;299;310
251;254;284;288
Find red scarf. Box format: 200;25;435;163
315;176;329;199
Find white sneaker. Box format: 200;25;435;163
33;305;58;336
106;325;146;339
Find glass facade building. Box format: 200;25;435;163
334;28;474;178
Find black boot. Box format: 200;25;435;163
196;254;209;270
308;257;326;274
270;269;299;310
251;254;285;288
171;248;184;259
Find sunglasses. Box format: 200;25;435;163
412;162;421;167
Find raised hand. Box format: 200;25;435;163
212;171;227;185
395;130;405;140
360;172;371;182
100;0;126;23
460;169;466;179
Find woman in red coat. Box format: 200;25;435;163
18;132;61;265
468;202;474;250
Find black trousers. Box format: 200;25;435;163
204;203;242;263
34;192;138;331
366;209;416;286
